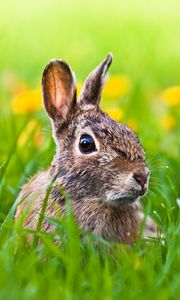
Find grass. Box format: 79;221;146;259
0;0;180;299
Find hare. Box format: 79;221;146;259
15;53;157;244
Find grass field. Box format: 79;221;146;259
0;0;180;299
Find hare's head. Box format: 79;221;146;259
42;54;149;206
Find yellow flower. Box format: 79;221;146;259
33;131;44;148
77;83;82;97
160;86;180;106
12;89;42;114
103;75;131;98
160;114;176;130
104;107;123;121
18;120;44;148
127;118;138;131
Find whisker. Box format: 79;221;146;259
149;181;162;187
146;189;160;198
149;177;160;182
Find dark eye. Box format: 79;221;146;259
79;134;96;154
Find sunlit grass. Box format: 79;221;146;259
0;0;180;299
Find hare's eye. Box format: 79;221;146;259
79;134;96;154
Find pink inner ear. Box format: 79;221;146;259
51;74;69;119
57;88;70;119
53;80;68;119
43;59;76;120
55;86;63;110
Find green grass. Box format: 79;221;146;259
0;0;180;299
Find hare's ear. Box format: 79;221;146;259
78;53;112;109
42;59;76;123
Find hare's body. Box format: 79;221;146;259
15;54;157;243
16;170;140;243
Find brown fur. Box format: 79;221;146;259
15;172;140;244
15;54;157;243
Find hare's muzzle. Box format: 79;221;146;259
133;171;149;196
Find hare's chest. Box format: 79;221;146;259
95;211;139;243
74;203;140;244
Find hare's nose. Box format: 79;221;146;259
133;173;148;189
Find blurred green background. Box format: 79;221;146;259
1;0;180;83
0;0;180;299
